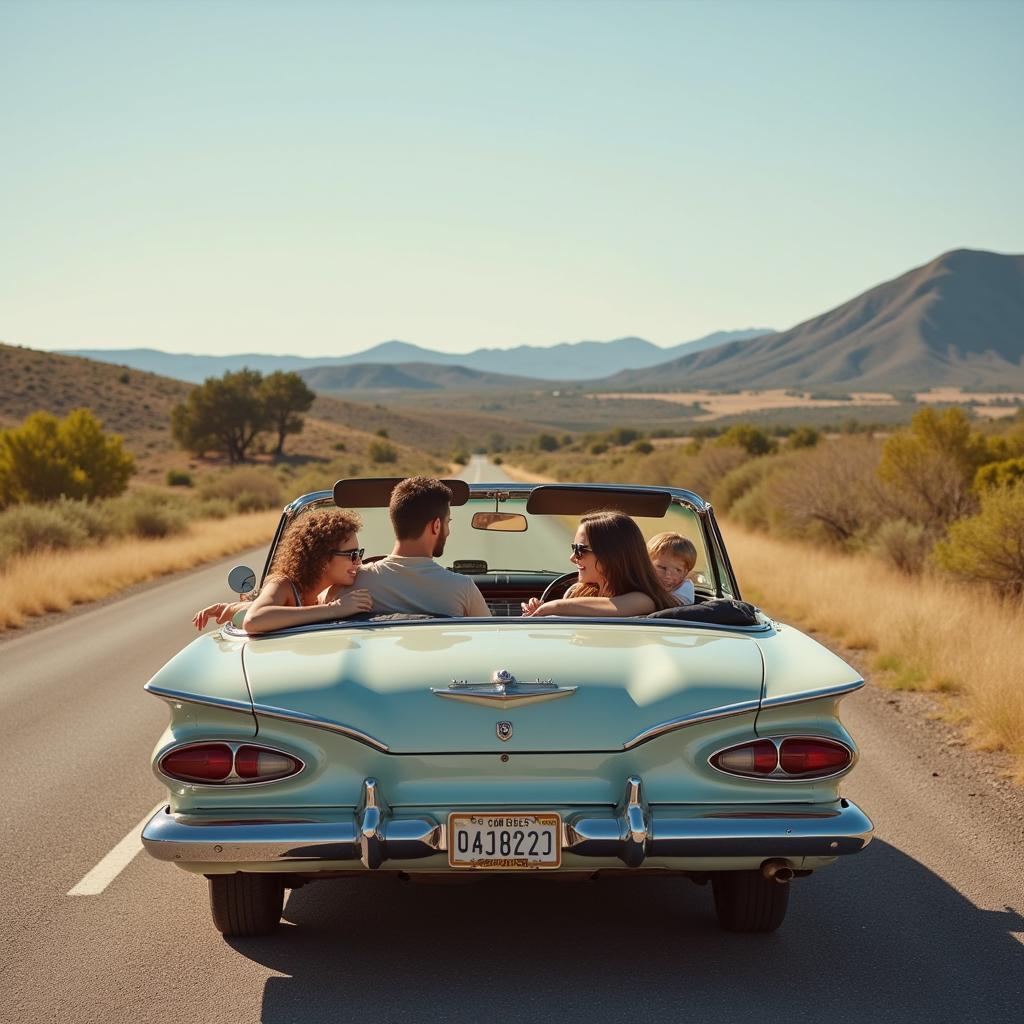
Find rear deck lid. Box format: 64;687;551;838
242;621;764;753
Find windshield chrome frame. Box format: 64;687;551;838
260;481;737;601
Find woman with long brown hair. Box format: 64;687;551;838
521;509;677;617
192;508;373;632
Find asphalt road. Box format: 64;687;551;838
1;463;1021;1023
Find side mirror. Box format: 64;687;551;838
227;565;257;596
471;512;528;532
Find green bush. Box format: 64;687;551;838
0;408;134;506
716;424;777;456
199;467;283;512
974;456;1024;492
869;518;932;574
932;483;1024;596
788;426;821;449
632;441;654;455
711;455;786;513
536;434;560;452
111;490;190;539
166;469;193;487
0;503;89;566
590;443;608;455
369;440;399;464
194;497;234;520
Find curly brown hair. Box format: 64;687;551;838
268;508;363;598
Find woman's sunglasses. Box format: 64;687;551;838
570;543;593;558
332;547;365;563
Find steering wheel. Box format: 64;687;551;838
540;571;579;604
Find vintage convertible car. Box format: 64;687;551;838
142;478;873;937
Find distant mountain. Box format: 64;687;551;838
298;362;546;391
605;249;1024;391
58;329;771;384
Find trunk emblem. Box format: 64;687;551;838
432;671;577;708
497;721;513;741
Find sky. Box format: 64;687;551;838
1;0;1022;357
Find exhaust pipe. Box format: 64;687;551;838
761;858;795;884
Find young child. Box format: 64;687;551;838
647;532;697;605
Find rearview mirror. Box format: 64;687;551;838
471;512;528;532
227;565;257;595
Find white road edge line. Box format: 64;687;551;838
68;801;165;896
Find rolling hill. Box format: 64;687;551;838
298;362;546;392
56;329;771;383
605;249;1024;391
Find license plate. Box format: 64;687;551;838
448;812;562;869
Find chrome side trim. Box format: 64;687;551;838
759;679;865;710
622;698;761;751
251;703;390;753
143;683;255;718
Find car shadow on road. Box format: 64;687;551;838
231;839;1023;1024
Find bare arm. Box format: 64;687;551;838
243;579;373;634
521;592;656;617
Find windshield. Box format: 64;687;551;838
277;493;722;593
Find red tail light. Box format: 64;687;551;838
710;739;778;777
779;738;852;776
160;743;233;783
159;743;303;785
710;736;853;780
234;745;302;781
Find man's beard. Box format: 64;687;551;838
432;534;446;557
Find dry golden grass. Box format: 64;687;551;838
724;519;1024;781
0;511;278;631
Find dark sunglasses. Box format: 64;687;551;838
570;543;593;558
332;547;365;563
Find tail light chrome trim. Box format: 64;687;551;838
157;741;305;788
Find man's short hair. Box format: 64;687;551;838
390;476;453;540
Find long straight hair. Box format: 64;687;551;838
566;510;678;611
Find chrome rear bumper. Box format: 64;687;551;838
142;776;873;870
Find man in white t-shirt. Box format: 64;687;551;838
353;476;491;617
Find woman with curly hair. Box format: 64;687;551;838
521;509;677;618
192;508;373;632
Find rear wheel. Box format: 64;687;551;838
711;870;789;933
208;873;285;937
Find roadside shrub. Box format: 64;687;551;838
787;426;820;449
716;424;777;456
931;483;1024;597
112;490;189;539
869;518;932;575
52;496;116;541
536;434;560;452
369;440;398;464
765;437;888;545
590;443;608;455
193;497;234;520
166;469;193;487
199;466;283;512
0;408;134;506
0;503;88;566
711;454;792;514
974;456;1024;492
493;455;504;465
632;441;654;455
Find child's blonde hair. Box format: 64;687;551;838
646;532;697;573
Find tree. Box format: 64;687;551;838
716;424;777;456
0;409;134;506
260;371;315;456
877;407;991;526
171;369;270;464
932;483;1024;597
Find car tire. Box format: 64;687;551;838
711;870;789;933
208;873;285;937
